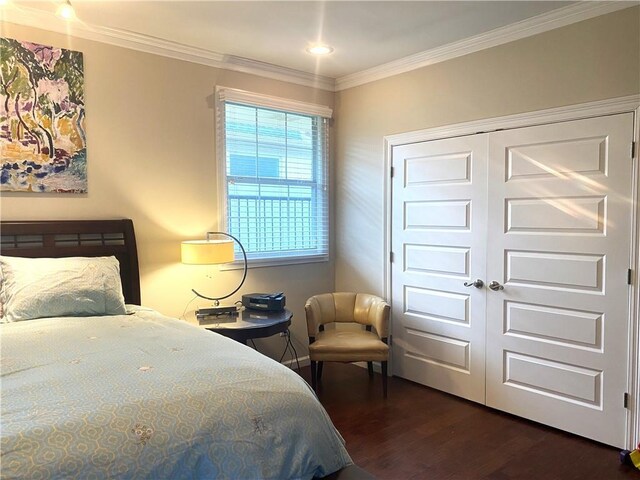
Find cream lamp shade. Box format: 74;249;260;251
180;231;248;309
181;239;234;265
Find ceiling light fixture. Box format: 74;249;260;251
306;44;334;56
56;0;75;19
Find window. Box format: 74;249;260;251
217;88;332;265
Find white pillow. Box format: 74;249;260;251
0;255;127;322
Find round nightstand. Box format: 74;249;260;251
191;308;293;344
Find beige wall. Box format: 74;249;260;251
333;7;640;296
0;22;335;360
3;7;640;360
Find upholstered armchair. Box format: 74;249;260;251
305;292;390;397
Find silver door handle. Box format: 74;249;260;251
464;279;484;289
488;281;504;291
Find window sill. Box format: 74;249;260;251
220;254;329;270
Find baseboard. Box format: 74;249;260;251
282;355;382;374
282;355;310;369
290;358;387;375
353;361;382;374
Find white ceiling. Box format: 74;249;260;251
11;1;578;79
5;0;640;90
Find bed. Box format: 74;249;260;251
0;219;353;479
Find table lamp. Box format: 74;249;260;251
181;231;248;316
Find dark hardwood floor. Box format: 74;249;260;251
299;363;639;480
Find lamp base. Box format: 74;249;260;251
197;306;238;316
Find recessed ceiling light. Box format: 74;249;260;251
56;0;76;19
306;44;334;56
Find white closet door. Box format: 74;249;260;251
391;134;488;403
485;113;634;448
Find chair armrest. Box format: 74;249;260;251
305;296;323;336
369;297;390;339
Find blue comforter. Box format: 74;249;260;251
0;307;352;479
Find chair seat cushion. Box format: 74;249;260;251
309;329;389;362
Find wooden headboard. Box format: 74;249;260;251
0;219;141;305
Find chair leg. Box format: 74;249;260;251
367;361;374;378
381;361;388;398
310;361;317;391
317;361;324;382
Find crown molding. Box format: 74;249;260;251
2;1;633;94
0;3;336;92
221;55;335;92
335;1;636;91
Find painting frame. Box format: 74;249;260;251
1;38;86;193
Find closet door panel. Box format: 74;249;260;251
391;134;488;403
485;113;634;448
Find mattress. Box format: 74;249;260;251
0;306;352;479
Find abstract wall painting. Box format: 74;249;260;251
1;38;86;193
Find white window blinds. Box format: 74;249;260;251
218;88;331;263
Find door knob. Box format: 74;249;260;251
488;281;504;291
464;279;484;289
